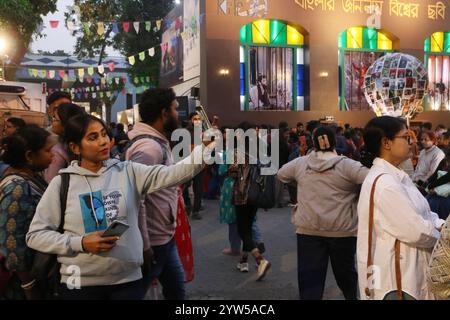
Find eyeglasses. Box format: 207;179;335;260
394;135;412;145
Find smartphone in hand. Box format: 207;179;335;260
101;220;129;238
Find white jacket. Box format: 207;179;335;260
357;158;444;300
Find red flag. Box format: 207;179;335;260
108;62;115;72
123;22;130;33
175;17;181;30
59;70;66;79
86;77;93;84
50;20;59;28
122;77;127;84
84;93;89;99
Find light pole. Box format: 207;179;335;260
0;37;8;81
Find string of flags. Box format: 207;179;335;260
43;18;166;35
47;85;153;101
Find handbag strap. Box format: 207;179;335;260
365;174;385;299
365;173;404;300
58;173;70;233
394;239;403;300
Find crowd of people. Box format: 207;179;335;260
0;88;449;300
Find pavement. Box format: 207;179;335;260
183;198;345;300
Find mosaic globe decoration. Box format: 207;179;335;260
363;53;428;119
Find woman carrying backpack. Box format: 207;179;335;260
228;122;270;280
26;113;210;300
0;125;57;300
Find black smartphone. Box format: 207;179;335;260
101;220;129;238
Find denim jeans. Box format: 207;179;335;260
146;238;186;300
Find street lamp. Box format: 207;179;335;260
0;37;8;81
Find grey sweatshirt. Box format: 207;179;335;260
277;151;369;237
26;146;205;287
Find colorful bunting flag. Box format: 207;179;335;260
156;20;162;31
112;23;119;35
97;22;105;36
128;56;136;65
139;51;146;61
133;22;140;34
148;47;155;57
108;62;115;72
123;22;130;33
83;22;91;35
50;20;59;28
97;65;105;74
145;21;151;32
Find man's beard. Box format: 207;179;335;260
163;116;179;137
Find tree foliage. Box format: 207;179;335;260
0;0;57;71
70;0;175;82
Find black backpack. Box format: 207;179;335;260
120;134;168;163
246;164;276;209
30;173;70;299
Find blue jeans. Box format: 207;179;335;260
147;238;186;300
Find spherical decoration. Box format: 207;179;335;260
363;53;428;119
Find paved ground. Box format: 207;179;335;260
183;198;344;300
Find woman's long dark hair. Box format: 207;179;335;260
361;116;407;168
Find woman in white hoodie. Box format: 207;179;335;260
26;113;209;300
357;116;445;300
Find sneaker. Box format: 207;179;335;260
192;212;202;220
222;248;241;256
256;259;271;281
236;262;249;273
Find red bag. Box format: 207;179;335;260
174;188;195;283
0;255;11;297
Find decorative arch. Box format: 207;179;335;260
424;31;450;111
239;19;308;111
338;27;399;111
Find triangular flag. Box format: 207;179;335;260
99;92;104;98
101;78;106;86
97;65;105;74
59;70;66;78
68;70;75;79
145;21;151;32
83;22;91;35
79;77;84;83
88;67;94;76
63;74;69;82
148;47;155;57
156;20;162;31
28;69;34;77
146;76;150;83
139;51;146;61
108;62;115;72
115;77;120;85
84;93;89;99
122;77;127;84
106;91;111;98
87;77;93;84
48;70;55;79
112;23;119;35
134;77;139;84
50;20;59;28
67;21;75;32
133;22;140;34
123;22;130;33
108;78;113;85
140;76;145;83
37;22;45;34
92;93;96;98
97;22;105;36
175;17;181;30
78;69;85;77
128;56;136;65
39;70;47;78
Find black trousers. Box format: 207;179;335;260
58;279;145;300
297;234;358;300
235;204;258;252
192;170;204;212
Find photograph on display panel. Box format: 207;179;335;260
343;51;384;111
428;55;450;111
248;46;293;111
